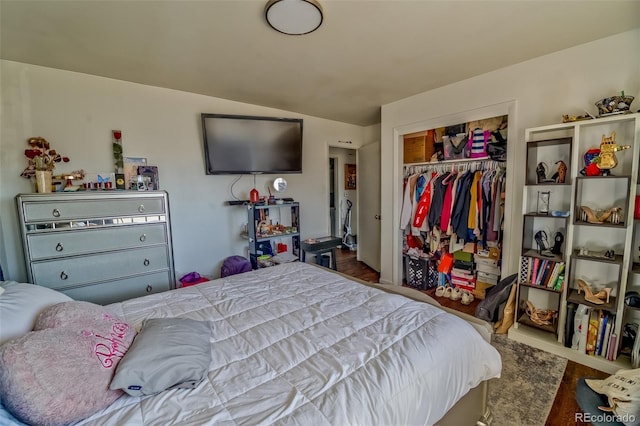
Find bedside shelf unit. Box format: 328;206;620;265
510;112;640;374
16;191;176;305
245;202;300;268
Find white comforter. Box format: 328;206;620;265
79;262;501;425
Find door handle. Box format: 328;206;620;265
374;214;382;220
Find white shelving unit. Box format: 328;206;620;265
510;112;640;374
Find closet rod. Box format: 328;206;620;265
404;158;505;175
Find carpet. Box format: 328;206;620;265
488;334;568;426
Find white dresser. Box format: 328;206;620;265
16;191;176;304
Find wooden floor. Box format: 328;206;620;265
334;248;609;425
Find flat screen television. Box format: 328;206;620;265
201;113;303;174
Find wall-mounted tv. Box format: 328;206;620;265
201;113;303;174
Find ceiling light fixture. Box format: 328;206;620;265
265;0;323;35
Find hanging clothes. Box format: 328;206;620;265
427;172;450;230
399;173;419;230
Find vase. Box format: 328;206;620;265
35;170;53;193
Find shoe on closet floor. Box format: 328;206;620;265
461;290;475;305
435;285;448;298
449;287;462;301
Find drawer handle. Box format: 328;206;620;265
139;234;147;242
138;204;145;213
55;242;64;252
52;208;61;218
143;258;150;266
146;285;153;293
60;271;68;280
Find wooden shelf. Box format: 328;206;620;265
521;248;563;263
573;219;625;228
572;250;623;265
566;289;617;312
520;282;562;293
517;313;557;334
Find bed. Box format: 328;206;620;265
0;262;501;426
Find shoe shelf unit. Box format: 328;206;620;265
516;135;572;337
510;112;640;374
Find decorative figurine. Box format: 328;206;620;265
596;131;630;174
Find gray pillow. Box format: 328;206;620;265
110;318;212;396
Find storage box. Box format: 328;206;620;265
453;250;474;262
403;130;434;163
473;281;494;300
404;255;438;290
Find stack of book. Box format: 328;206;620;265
451;250;475;291
571;305;617;360
518;256;565;291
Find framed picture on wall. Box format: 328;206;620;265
345;164;356;190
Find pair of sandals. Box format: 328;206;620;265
435;285;475;305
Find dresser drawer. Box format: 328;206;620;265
60;271;172;305
27;223;168;260
31;246;170;289
22;197;165;222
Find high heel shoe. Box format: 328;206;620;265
550;160;568;183
536;162;548;184
534;230;548;253
580;206;603;224
597;207;621;224
594;287;612;304
525;300;554;326
577;279;605;305
535;230;554;257
550;231;564;255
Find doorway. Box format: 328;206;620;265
328;147;357;243
329;157;337;237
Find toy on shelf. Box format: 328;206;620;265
596;131;630;173
580;132;630;176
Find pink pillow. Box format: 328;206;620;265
0;301;136;426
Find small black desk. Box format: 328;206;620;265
300;236;342;271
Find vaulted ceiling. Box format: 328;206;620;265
1;1;639;126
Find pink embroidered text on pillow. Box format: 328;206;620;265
82;313;132;368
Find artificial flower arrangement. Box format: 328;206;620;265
20;137;70;179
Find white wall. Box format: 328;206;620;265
0;60;365;281
380;29;640;285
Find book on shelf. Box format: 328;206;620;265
577;305;591;354
607;333;618;361
547;262;564;289
599;315;612;358
594;310;605;357
586;310;599;356
540;259;554;287
554;273;565;292
531;258;539;285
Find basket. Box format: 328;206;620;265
404;255;438;290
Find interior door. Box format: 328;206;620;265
358;142;381;272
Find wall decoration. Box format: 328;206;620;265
345;164;356;190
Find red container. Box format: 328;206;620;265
635;195;640;219
250;188;259;203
